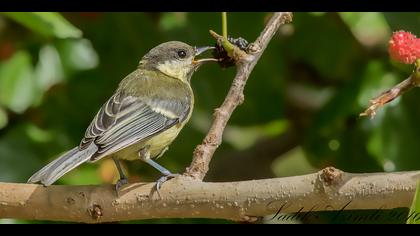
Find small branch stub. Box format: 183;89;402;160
320;166;343;186
88;204;103;220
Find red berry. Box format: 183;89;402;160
388;31;420;64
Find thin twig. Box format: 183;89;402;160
222;12;227;39
1;167;419;223
360;59;420;119
185;12;293;180
360;75;416;119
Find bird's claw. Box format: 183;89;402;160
115;178;129;193
154;173;180;198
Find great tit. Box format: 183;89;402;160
28;41;216;192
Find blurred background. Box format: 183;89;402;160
0;12;419;224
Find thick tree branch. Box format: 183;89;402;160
185;12;293;180
1;167;419;223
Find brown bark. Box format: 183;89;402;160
1;167;418;223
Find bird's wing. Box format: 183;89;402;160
80;89;190;161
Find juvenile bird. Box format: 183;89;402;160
28;41;216;193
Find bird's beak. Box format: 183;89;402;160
192;46;218;65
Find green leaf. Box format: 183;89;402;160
34;45;64;92
407;181;420;224
31;44;64;107
0;51;36;113
339;12;390;48
56;39;99;73
2;12;82;38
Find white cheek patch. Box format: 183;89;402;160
156;60;191;82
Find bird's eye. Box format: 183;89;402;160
177;50;187;58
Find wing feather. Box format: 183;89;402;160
79;89;190;161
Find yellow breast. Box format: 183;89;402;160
144;124;184;157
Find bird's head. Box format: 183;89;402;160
139;41;216;83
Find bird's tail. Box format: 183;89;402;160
28;144;98;186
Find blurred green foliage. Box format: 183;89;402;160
407;181;420;224
1;12;420;224
3;12;82;38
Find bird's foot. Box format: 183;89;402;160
154;173;180;199
115;177;129;193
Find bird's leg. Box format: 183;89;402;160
112;157;129;192
138;146;179;198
